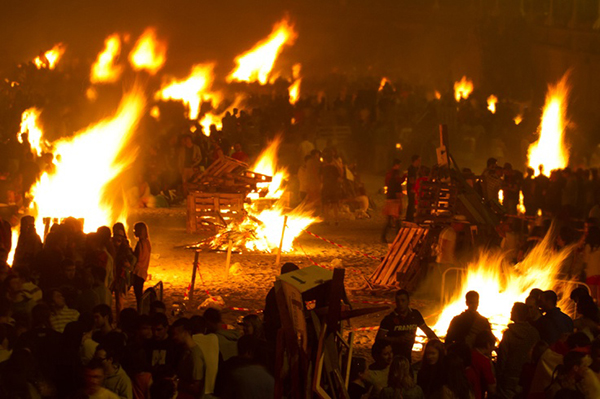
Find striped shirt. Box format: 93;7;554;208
50;307;80;333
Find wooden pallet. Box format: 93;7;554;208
415;180;457;223
370;227;433;288
186;192;246;233
189;156;272;195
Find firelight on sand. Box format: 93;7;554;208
33;44;65;70
91;34;123;84
29;86;146;235
454;76;473;102
129;28;167;75
156;63;219;120
429;230;574;342
227;17;297;85
527;74;570;176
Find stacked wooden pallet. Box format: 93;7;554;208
415;180;457;223
370;227;433;289
186;192;246;233
189;156;272;194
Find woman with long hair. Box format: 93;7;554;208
133;222;151;312
440;354;474;399
417;339;446;398
112;225;136;317
380;356;424;399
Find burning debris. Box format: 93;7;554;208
453;75;473;101
33;43;66;70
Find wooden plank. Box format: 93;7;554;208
378;229;418;284
371;229;408;282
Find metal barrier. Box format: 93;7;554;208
440;267;467;303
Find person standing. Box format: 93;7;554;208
382;159;405;242
375;289;437;362
405;155;421;222
480;157;502;203
445;291;491;348
133;222;151;313
537;290;574;345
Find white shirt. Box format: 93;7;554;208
193;333;220;394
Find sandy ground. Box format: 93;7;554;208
126;200;439;358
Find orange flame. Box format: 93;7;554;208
487;95;497;114
430;231;574;342
378;77;392;92
156;63;219;120
227;17;297;85
527;74;570;176
129;28;167;75
33;44;66;70
91;34;123;84
18;108;46;157
29;86;146;234
434;91;441;100
514;114;523;125
453;76;473;101
198;95;245;137
288;63;301;105
149;105;160;120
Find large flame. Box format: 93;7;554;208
129;28;167;75
430;231;574;342
156;63;218;120
18;108;45;157
209;136;317;252
199;94;245;137
527;75;570;176
379;77;392;92
288;63;301;105
29;87;146;234
33;44;65;70
227;17;297;85
487;95;497;114
454;76;473;102
91;34;123;84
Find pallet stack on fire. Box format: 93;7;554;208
186;155;273;233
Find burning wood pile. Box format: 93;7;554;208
189;136;317;253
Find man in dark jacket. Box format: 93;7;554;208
537;290;574;345
445;291;491;348
497;302;540;399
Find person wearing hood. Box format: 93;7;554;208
204;307;240;361
497;302;540;398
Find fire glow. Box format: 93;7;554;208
18;108;45;157
33;44;66;70
29;87;146;234
288;63;302;105
129;28;167;75
227;17;297;85
156;63;218;120
430;231;574;342
454;76;473;102
487;95;497;114
91;34;123;84
527;74;570;176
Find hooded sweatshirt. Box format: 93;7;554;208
497;321;540;385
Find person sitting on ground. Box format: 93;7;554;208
93;303;115;344
375;289;438;363
46;287;79;333
381;356;424;399
445;291;491;348
497;302;541;399
368;340;394;396
538;290;574;345
470;330;497;399
347;356;371;399
57;258;82;307
545;351;591;399
204;307;240;362
80;358;120;399
94;344;133;399
215;335;275;399
574;294;600;340
91;266;112;307
171;317;205;399
417;339;446;398
3;274;35;320
13;266;42;303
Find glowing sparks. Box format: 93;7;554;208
453;76;473;102
288;63;301;105
156;63;217;120
33;44;66;70
487;95;497;114
91;34;123;84
18;108;45;157
29;87;147;234
227;17;297;85
431;231;574;342
527;74;570;176
129;28;167;75
150;105;160;120
514;114;523;125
